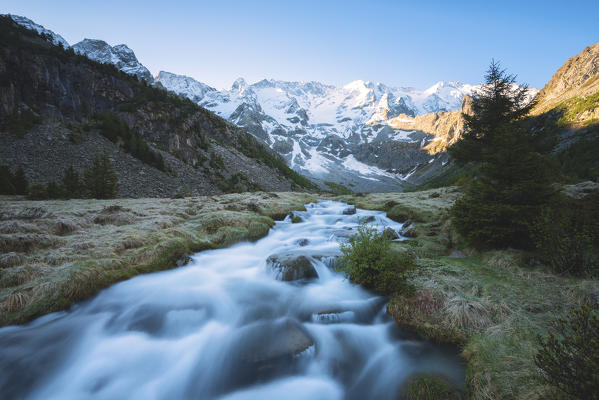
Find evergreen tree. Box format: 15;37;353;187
84;152;119;199
46;180;63;199
12;166;28;195
450;60;534;164
27;183;47;200
449;61;554;249
62;166;81;198
0;165;16;194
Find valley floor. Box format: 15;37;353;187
1;188;597;399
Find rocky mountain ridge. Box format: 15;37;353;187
153;74;485;191
532;43;599;113
0;16;313;197
72;39;154;83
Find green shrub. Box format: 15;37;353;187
557;135;599;182
0;108;41;138
532;194;599;277
12;167;28;195
535;305;599;400
62;166;82;198
209;153;225;170
338;223;415;295
84;152;119;199
387;204;427;223
27;183;48;200
45;180;63;199
0;165;16;194
324;181;352;195
93;113;166;172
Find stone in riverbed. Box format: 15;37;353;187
267;253;319;282
342;206;356;215
239;318;314;364
382;227;399;240
175;253;193;267
297;238;309;247
361;215;376;223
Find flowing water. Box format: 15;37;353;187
0;201;464;399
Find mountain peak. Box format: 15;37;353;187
73;39;153;83
231;77;247;91
4;14;70;48
532;42;599;113
154;71;216;102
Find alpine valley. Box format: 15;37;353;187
3;14;540;192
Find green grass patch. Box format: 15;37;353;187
324;181;353;195
555;92;599;128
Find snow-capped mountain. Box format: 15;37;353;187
5;14;69;48
72;39;153;83
155;73;483;190
7;14;537;191
155;71;216;103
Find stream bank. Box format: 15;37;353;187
0;192;315;326
333;187;599;399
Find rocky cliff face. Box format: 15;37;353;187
0;16;313;197
73;39;154;83
532;43;599;115
385;95;474;154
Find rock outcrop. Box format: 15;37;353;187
531;43;599;114
386;95;474;155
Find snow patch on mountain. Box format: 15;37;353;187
6;14;70;48
155;71;216;102
72;39;153;83
155;73;489;190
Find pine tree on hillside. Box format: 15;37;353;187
0;165;16;195
12;166;28;195
449;61;554;249
450;60;534;164
46;180;63;199
84;152;119;199
62;166;81;198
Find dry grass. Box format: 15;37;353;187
0;234;61;253
0;192;315;326
0;252;24;269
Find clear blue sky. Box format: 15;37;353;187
2;0;598;90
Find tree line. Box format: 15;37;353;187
0;152;118;199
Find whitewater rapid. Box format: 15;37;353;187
0;201;464;399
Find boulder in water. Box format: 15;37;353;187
267;253;319;282
239;318;314;364
289;211;304;223
342;206;357;215
382;227;399;240
175;253;193;267
361;215;376;223
297;238;309;247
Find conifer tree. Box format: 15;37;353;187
62;166;81;198
449;61;554;249
46;180;63;199
0;165;16;195
84;152;118;199
12;166;28;195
